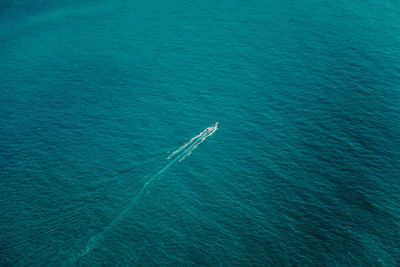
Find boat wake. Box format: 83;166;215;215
168;122;218;162
70;122;218;264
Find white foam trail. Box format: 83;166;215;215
167;130;206;159
72;123;218;264
169;124;218;162
178;127;217;162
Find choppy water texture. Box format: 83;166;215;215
1;0;400;265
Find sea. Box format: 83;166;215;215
0;0;399;265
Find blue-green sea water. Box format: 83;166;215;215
1;0;399;265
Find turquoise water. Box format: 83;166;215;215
1;0;399;265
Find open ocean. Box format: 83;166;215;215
1;0;399;265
